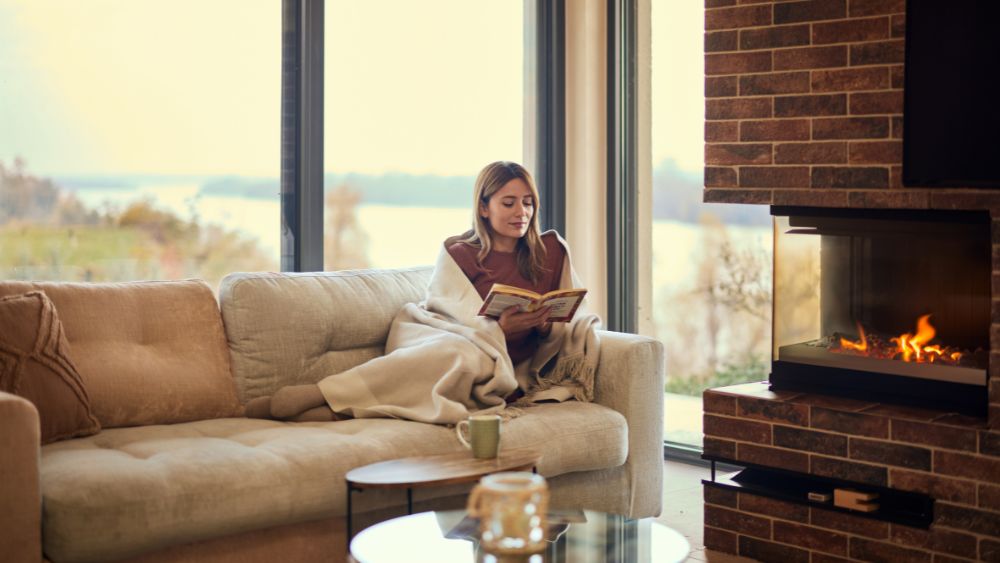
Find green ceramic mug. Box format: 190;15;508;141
456;414;501;458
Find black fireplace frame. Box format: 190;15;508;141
770;360;987;416
769;206;991;418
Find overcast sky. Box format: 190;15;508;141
0;0;701;177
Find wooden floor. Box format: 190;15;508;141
656;459;753;562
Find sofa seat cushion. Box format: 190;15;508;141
39;401;626;563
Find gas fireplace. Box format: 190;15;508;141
770;207;990;416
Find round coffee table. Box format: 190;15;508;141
349;509;689;563
345;448;543;537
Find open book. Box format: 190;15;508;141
478;283;587;323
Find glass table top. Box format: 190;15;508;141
350;509;689;563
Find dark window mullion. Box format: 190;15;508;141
533;0;566;235
607;0;637;334
279;0;298;271
281;0;324;272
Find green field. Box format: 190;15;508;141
0;222;275;291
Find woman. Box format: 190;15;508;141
448;161;565;369
246;161;600;423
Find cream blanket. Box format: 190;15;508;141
317;233;601;424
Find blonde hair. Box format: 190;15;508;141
459;161;548;283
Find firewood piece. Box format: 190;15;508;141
834;488;880;512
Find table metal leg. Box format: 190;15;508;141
347;483;354;538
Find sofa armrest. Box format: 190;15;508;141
0;391;42;562
592;330;665;518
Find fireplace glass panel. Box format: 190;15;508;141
771;208;990;415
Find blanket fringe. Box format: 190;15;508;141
547;353;595;402
465;404;526;422
498;405;526;421
511;353;596;406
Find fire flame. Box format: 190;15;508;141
839;322;868;352
836;314;963;364
891;314;936;362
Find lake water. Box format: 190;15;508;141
71;180;771;275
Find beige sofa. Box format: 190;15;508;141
0;267;665;563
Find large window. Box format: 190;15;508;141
1;1;531;285
323;1;524;270
0;1;281;290
650;2;772;447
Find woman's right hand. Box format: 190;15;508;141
498;305;551;337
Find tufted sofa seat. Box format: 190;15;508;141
40;403;626;562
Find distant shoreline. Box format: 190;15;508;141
53;162;770;227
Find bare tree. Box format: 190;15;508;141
323;183;370;271
659;213;773;392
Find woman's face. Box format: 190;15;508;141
480;178;535;250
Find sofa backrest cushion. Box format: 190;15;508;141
218;268;432;401
0;279;242;428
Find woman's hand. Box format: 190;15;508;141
498;305;551;337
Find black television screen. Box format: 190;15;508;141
903;0;1000;188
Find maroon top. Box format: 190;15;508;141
447;232;567;365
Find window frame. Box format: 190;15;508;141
530;0;567;235
282;0;566;271
606;0;638;334
281;0;324;272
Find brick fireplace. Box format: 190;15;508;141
701;0;1000;560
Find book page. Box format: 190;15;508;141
541;295;580;320
480;293;534;318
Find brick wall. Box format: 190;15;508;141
703;0;1000;213
701;1;1000;559
702;0;1000;432
704;383;1000;561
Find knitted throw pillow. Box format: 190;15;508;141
0;291;100;444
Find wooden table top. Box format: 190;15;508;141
345;448;543;490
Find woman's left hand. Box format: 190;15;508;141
498;305;551;337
